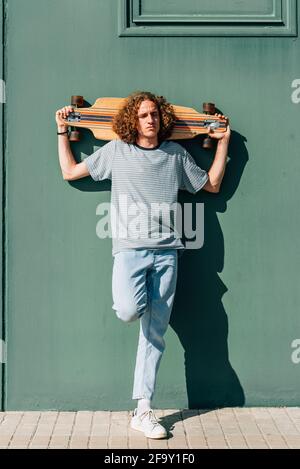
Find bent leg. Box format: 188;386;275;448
112;250;152;323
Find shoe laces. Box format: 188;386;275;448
140;409;160;429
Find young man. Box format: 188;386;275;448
56;91;230;439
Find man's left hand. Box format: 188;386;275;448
208;114;231;142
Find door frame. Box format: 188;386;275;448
1;0;6;411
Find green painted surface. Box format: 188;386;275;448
4;0;300;410
132;0;282;22
137;0;278;16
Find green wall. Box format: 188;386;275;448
2;0;300;410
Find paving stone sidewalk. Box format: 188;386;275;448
1;408;300;449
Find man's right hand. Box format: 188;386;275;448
55;106;74;131
56;104;90;181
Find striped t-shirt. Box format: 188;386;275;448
84;139;208;256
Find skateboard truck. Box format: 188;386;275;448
203;120;221;130
68;95;84;141
202;102;216;149
67;112;81;123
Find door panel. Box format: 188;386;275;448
120;0;297;36
4;0;300;409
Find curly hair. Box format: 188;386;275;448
112;91;176;144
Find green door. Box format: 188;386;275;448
3;0;300;410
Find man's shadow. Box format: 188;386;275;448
168;131;248;412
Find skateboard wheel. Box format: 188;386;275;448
203;102;216;114
71;95;84;107
203;136;214;150
69;130;81;142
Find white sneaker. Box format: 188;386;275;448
131;409;167;439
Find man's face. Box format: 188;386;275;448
136;100;160;140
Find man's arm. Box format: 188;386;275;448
202;117;231;194
56;105;90;181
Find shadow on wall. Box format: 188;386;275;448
170;130;248;409
67;120;248;409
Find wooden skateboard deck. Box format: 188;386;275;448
64;97;227;141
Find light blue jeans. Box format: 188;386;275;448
112;248;178;400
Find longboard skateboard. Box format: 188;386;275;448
64;96;228;148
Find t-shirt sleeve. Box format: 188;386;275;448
180;149;208;194
84;140;116;181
